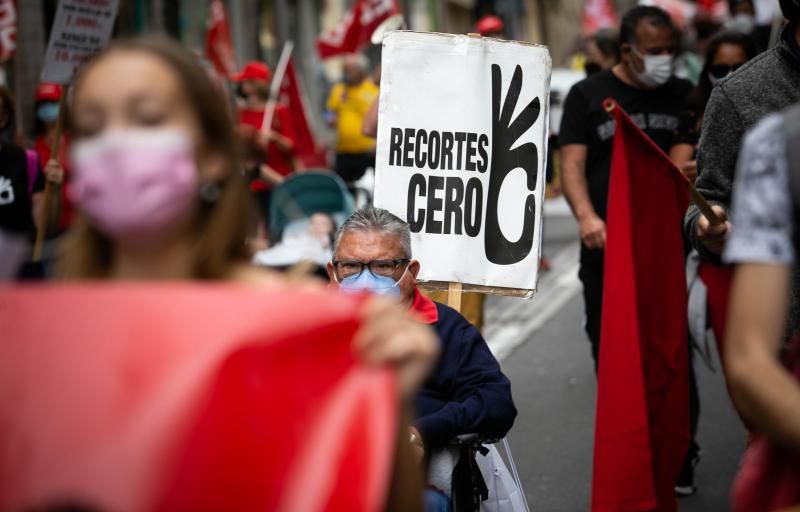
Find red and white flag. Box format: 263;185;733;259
641;0;698;29
582;0;618;36
205;0;237;78
317;0;399;60
279;58;328;169
592;100;691;512
0;0;16;62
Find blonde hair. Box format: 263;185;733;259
58;37;256;280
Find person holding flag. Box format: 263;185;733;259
683;0;800;355
233;60;297;224
39;35;438;509
559;5;700;496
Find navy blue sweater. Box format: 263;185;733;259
414;302;517;451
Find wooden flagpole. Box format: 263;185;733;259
33;86;69;262
260;40;294;137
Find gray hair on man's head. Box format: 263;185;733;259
343;52;369;72
333;206;412;258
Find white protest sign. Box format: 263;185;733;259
41;0;119;84
374;31;551;293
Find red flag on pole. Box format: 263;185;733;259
205;0;237;78
279;58;328;169
582;0;618;36
316;0;399;60
697;262;732;356
0;0;16;62
0;285;396;511
592;100;691;512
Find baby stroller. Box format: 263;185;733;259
253;171;354;278
268;170;354;242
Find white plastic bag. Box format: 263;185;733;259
475;440;529;512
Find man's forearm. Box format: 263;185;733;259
561;161;596;221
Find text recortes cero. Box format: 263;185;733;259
388;127;489;237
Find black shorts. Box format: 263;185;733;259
334;152;375;184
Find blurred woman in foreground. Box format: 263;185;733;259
58;36;435;509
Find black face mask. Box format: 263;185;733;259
234;83;248;100
584;62;603;76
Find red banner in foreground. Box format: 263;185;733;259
592;100;691;512
0;284;395;512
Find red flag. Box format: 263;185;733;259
582;0;618;36
697;262;732;357
279;58;328;169
642;0;696;29
316;0;399;60
205;0;237;78
592;100;691;512
0;285;396;511
0;0;16;62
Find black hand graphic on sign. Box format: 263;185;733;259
485;64;540;265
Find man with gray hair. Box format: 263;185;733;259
327;206;516;509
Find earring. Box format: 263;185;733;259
200;182;221;204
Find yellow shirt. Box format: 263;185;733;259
326;80;379;154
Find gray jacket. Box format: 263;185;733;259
684;24;800;262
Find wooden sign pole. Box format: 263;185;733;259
447;282;463;312
32;87;69;262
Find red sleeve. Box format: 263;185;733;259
275;104;296;154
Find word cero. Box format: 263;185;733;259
388;64;542;265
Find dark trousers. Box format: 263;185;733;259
578;250;700;464
578;253;604;365
334;151;375;185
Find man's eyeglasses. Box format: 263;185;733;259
332;259;411;280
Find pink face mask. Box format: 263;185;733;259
71;129;199;245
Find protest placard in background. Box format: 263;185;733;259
41;0;119;84
374;31;552;293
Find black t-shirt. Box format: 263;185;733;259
558;70;692;221
0;143;41;236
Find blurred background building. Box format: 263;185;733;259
6;0;776;141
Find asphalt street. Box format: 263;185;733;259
483;198;746;512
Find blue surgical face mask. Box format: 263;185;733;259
338;266;406;299
37;102;60;123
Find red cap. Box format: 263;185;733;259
475;15;505;36
232;61;271;82
35;83;63;102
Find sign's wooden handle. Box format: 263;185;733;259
33;87;68;262
447;282;463;312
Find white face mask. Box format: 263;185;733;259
727;13;756;34
631;48;674;89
